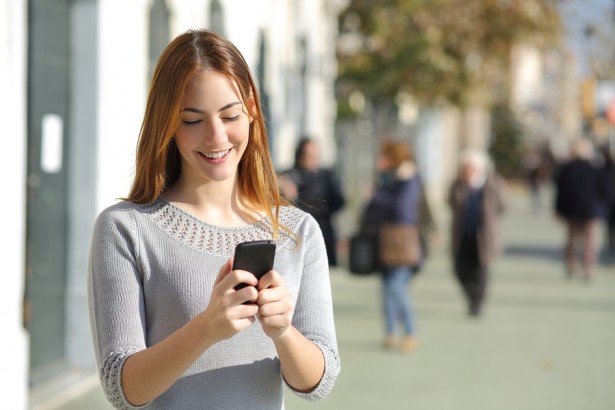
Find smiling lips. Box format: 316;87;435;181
199;148;232;162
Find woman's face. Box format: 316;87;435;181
175;70;251;186
299;141;320;171
376;152;392;173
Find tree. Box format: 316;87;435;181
489;103;525;178
336;0;562;117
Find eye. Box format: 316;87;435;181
182;119;202;126
222;115;240;123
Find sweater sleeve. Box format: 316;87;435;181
286;215;341;401
87;205;150;410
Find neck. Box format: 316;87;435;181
163;176;261;227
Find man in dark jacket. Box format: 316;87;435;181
555;138;604;280
449;150;505;317
599;146;615;256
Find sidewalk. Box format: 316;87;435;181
53;186;615;410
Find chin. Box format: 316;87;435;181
205;170;237;183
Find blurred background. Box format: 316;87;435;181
2;0;614;409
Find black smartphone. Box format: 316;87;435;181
232;240;276;290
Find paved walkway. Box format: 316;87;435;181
53;186;615;410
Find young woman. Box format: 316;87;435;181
88;29;340;409
363;140;423;352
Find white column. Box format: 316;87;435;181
96;0;150;211
0;0;29;408
66;0;99;369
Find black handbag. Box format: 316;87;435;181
348;232;378;275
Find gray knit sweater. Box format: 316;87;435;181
88;198;340;409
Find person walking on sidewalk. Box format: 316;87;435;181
363;140;424;351
88;29;340;410
555;138;607;279
448;150;506;317
598;145;615;258
279;137;345;266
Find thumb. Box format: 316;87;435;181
214;257;234;286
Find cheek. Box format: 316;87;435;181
232;123;251;149
175;128;198;147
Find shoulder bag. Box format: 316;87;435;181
378;223;422;268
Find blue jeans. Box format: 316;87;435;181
382;266;415;336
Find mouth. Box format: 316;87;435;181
198;148;232;162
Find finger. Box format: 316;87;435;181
258;310;293;330
257;270;283;290
257;285;289;305
234;302;259;319
230;269;259;291
233;284;259;305
258;286;293;314
259;298;294;317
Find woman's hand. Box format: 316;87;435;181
256;270;294;340
256;270;326;393
120;258;260;405
201;258;260;343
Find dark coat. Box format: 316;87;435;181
448;174;505;268
284;167;345;224
284;166;345;265
363;163;423;228
555;159;605;220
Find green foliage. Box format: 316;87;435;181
337;0;562;110
489;104;524;178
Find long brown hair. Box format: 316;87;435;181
126;29;288;237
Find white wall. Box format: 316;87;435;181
96;0;150;211
0;0;29;408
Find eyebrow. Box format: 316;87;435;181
181;101;242;114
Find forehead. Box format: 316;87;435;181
304;141;318;152
182;70;243;106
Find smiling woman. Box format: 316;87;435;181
87;29;340;410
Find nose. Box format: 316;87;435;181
205;118;228;146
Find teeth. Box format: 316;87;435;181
202;149;230;159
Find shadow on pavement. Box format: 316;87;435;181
503;244;562;261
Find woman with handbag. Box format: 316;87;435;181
363;140;424;352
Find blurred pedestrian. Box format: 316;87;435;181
599;146;615;257
88;29;339;409
555;138;606;280
524;142;554;214
363;140;423;351
280;137;345;266
448;150;505;317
